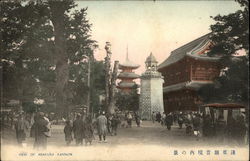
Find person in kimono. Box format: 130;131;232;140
96;111;108;142
15;114;29;146
73;114;84;145
83;115;94;145
64;120;73;146
31;112;49;149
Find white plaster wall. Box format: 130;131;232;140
150;78;164;114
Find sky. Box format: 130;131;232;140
76;0;242;74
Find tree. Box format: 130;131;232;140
89;61;106;113
198;0;249;105
1;1;98;118
1;1;54;111
115;88;139;112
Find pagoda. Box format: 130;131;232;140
117;48;140;92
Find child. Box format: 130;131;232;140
64;120;73;146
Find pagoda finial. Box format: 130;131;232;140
126;45;129;61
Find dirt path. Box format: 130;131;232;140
2;121;243;147
1;121;248;161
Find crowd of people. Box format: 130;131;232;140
7;110;143;149
12;112;51;149
151;110;248;144
1;108;248;149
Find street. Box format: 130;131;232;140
1;121;248;161
2;120;247;147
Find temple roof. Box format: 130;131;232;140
145;52;158;63
158;33;220;70
117;81;137;88
119;59;140;69
163;81;214;93
117;72;140;79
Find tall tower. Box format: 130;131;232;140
117;48;140;92
140;53;164;120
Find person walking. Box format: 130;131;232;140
152;111;156;123
134;112;141;127
107;115;113;135
31;112;49;149
156;112;161;123
44;113;51;137
161;112;166;126
83;116;94;145
64;120;73;146
15;114;29;146
192;114;201;140
73;114;84;146
234;114;247;145
185;113;193;135
178;113;184;129
202;114;213;138
111;114;120;135
127;112;133;128
165;113;173;130
97;111;108;142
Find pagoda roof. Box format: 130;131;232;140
163;80;214;93
119;47;140;69
119;59;140;69
158;33;220;70
117;82;137;88
118;72;140;79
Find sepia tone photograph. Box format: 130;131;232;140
0;0;249;160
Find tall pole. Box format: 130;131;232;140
108;61;119;114
104;42;112;111
83;55;91;115
87;58;91;115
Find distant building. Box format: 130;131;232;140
140;53;164;120
117;49;140;92
158;33;221;113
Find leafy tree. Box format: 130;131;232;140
1;1;54;111
198;0;249;105
1;1;99;118
115;88;139;111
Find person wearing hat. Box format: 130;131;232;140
96;111;108;142
72;114;84;145
32;112;49;149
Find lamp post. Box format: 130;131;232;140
83;55;91;115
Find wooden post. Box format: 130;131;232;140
104;42;112;111
108;61;119;114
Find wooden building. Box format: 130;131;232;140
158;33;221;113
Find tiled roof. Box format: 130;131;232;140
117;82;137;88
118;72;140;79
119;59;140;69
163;81;214;93
158;33;219;70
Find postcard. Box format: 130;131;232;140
1;0;249;161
